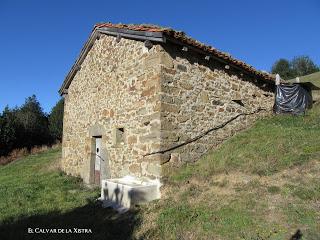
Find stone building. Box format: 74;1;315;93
59;23;275;185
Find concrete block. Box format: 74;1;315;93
100;176;160;211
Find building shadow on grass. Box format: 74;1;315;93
0;199;141;240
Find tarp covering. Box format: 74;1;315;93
286;71;320;102
274;84;312;115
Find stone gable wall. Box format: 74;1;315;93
62;35;164;183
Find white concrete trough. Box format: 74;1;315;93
100;176;160;212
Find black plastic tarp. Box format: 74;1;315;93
274;84;312;115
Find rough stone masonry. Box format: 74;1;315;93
60;24;274;185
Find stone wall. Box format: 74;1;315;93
154;42;274;163
62;35;165;183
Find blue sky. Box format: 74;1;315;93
0;0;319;113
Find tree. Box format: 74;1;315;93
291;56;319;77
0;107;14;155
271;56;319;80
271;59;294;80
0;95;58;156
15;95;52;149
0;106;23;155
49;98;64;142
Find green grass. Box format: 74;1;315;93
0;148;141;240
140;105;320;240
0;148;97;223
171;104;320;181
267;185;281;194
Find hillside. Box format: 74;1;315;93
137;104;320;239
0;105;319;239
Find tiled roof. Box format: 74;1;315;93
94;23;275;82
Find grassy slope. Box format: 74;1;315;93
0;105;319;240
137;105;320;240
0;149;141;240
0;148;97;222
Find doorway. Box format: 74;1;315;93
87;124;110;185
94;136;102;185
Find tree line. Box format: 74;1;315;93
0;95;64;156
271;55;319;80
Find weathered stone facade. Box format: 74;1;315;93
156;43;274;164
61;31;274;185
62;35;165;183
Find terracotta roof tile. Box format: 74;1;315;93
94;23;274;82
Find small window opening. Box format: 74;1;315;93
232;99;245;107
115;127;125;145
